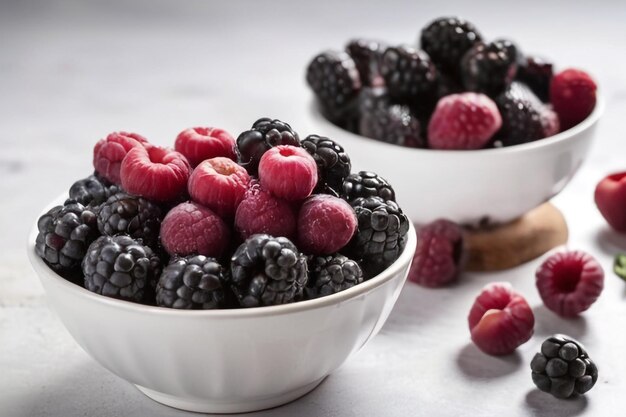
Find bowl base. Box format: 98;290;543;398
135;377;325;414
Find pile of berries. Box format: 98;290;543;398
307;16;597;150
35;119;410;309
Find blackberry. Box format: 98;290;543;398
236;118;300;174
342;171;395;202
347;196;409;277
306;254;363;299
516;55;553;102
35;200;98;273
420;17;483;79
82;235;162;303
229;234;308;307
156;255;226;309
69;174;120;207
380;45;438;104
301;135;351;193
97;192;163;248
358;100;424;148
493;83;545;147
460;41;517;98
346;38;387;87
531;335;598;399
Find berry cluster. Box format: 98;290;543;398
307;16;597;150
35;119;410;309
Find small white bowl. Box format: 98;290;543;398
310;97;604;225
27;198;416;414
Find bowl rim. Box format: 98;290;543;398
309;91;604;156
28;195;417;319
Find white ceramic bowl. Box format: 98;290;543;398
310;97;604;225
27;199;416;414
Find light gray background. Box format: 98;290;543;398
2;0;626;416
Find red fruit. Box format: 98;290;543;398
428;93;502;150
594;172;626;232
536;250;604;317
120;146;191;202
550;69;597;131
235;181;296;240
468;282;535;356
174;127;236;167
188;157;251;219
160;201;230;258
298;194;357;255
93;132;148;184
408;219;464;288
258;145;318;201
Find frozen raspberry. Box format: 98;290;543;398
408;219;464;288
120;145;190;202
188;157;250;219
258;145;318;201
93;131;148;185
298;194;357;255
468;282;535;355
550;69;597;131
536;251;604;317
234;181;296;240
160;201;230;259
174;127;236;167
428;93;502;150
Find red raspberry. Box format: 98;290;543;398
536;250;604;317
258;145;318;201
174;127;236;167
408;219;464;288
188;157;251;219
550;69;597;131
120;146;191;202
428;92;502;150
160;201;230;258
235;181;296;240
595;172;626;232
468;282;535;355
93;132;148;184
298;194;357;255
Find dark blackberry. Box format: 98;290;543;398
493;83;545;147
347;196;409;278
516;55;553;102
306;254;363;299
420;17;483;79
35;200;99;273
236;118;300;174
306;50;362;124
346;38;387;87
96;192;163;248
229;234;308;307
359;100;424;148
82;235;162;303
531;334;598;399
380;45;438;104
69;174;120;207
460;41;517;98
342;171;395;202
156;255;226;309
301;135;351;193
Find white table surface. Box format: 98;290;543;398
2;0;626;416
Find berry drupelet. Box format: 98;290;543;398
342;171;396;202
301;135;352;193
236;118;300;174
380;45;438;104
359;97;424;148
461;40;518;98
69;174;120;207
306;254;363;299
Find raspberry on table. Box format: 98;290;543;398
258;145;318;201
69;174;120;207
174;126;236;167
408;219;464;288
460;40;518;98
93;131;148;185
428;92;502;150
380;45;438;104
306;254;363;299
229;234;308;307
516;55;553;102
535;250;604;317
301;135;352;194
342;171;396;202
120;145;191;202
550;68;597;130
346;38;387;87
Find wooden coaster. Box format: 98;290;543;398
464;203;568;272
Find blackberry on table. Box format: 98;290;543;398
236;118;300;174
301;135;351;193
516;55;553;102
347;196;409;278
346;38;387;87
82;235;162;303
156;255;226;309
531;335;598;399
358;99;424;148
306;254;363;299
461;41;518;98
69;174;120;207
97;192;163;248
229;234;308;307
35;200;98;273
494;83;545;147
342;171;396;202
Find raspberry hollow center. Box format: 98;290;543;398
193;127;210;136
279;147;297;157
210;159;238;176
607;172;626;183
552;259;583;293
148;147;169;164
